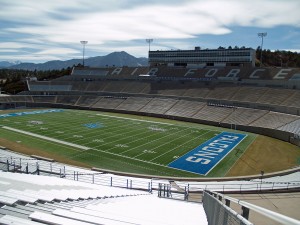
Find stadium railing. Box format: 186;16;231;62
0;155;299;199
203;190;300;225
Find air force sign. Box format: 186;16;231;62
168;132;247;175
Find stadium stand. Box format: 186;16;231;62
0;171;208;225
92;97;126;109
165;100;206;118
230;87;268;103
192;105;233;122
281;91;300;108
205;87;240;100
278;119;300;135
75;96;102;107
32;96;57;104
249;111;300;129
139;98;178;114
71;82;89;92
116;97;152;111
222;107;269;125
85;81;108;92
183;88;211;98
56;95;80;105
121;81;151;94
256;88;296;106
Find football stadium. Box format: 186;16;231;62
0;47;300;224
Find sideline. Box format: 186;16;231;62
2;126;90;151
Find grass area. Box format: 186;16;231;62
0;108;256;177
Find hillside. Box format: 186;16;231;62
2;51;148;71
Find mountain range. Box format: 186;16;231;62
0;51;148;71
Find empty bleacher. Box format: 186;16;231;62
205;87;240;100
230;87;268;102
192;105;233;122
85;81;108;92
75;96;101;107
278;119;300;135
102;81;126;93
0;171;207;225
249;111;300;129
7;96;33;103
165;100;206;118
256;88;296;106
32;96;57;104
280;91;300;108
139;98;178;114
183;88;210;98
222;107;269;125
92;97;126;109
121;81;151;94
71;82;89;91
115;97;151;111
56;95;80;105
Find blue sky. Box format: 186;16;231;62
0;0;299;63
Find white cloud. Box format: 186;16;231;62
1;0;300;62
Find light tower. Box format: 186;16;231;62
80;41;88;67
257;32;267;67
146;39;153;52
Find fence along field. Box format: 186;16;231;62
0;109;255;177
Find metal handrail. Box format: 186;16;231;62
211;191;300;225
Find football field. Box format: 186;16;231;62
0;109;255;177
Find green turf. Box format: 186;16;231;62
0;109;256;177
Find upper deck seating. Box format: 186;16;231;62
230;87;268;103
256;88;296;106
280;91;300;108
205;87;240;100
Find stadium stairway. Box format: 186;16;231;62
0;171;208;225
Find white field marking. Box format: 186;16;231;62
134;127;198;158
95;112;222;132
149;130;213;162
1;125;196;175
204;133;248;176
121;126;192;154
96;114;176;126
2;126;90;151
224;134;257;177
88;146;191;173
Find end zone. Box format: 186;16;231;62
168;132;247;175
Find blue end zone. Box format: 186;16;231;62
168;132;247;175
0;109;64;119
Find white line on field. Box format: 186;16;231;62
96;114;175;126
1;125;193;174
2;126;91;150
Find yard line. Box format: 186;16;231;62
0;125;197;175
120;126;192;154
2;126;90;150
96;113;176;126
135;129;211;159
149;130;213;162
